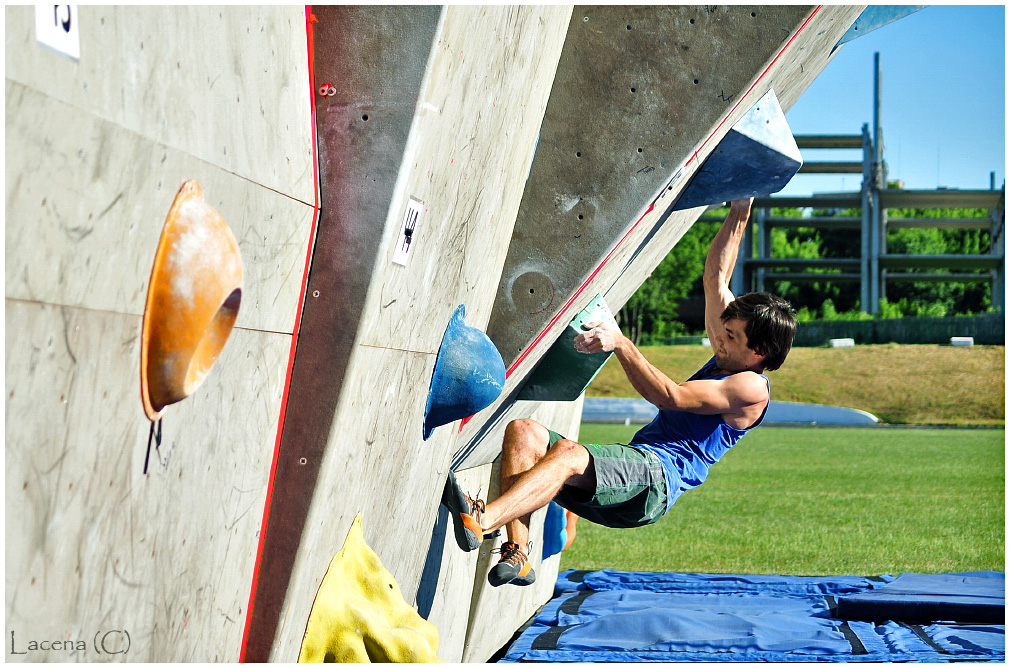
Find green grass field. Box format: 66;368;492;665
559;424;1004;576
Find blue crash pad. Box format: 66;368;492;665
837;572;1005;623
581;397;879;425
500;570;1005;662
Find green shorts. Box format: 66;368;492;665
547;429;667;529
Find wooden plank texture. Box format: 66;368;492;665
415;464;494;662
5;80;313;334
357;5;575;354
267;344;452;661
245;6;572;660
4;302;289;662
462;396;585;662
4;5;314;202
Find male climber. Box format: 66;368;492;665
443;197;797;587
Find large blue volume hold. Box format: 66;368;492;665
674;89;802;211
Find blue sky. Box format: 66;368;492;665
781;5;1005;196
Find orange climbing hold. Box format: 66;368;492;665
140;180;243;421
564;511;579;551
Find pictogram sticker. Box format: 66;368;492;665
393;198;423;266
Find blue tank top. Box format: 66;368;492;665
630;357;769;511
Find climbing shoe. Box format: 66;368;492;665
488;541;536;587
441;470;498;552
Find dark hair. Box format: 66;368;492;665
720;292;796;371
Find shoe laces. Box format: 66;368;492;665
493;541;533;566
464;492;486;521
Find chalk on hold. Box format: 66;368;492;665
517;294;616;402
950;337;974;347
836;6;926;47
829;338;856;348
423;305;506;440
673;89;802;210
140;180;243;421
298;514;442;662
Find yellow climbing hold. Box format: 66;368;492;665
298;514;442;662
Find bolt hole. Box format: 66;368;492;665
529;288;535;294
299;458;307;465
583;15;589;21
578;214;584;220
690;18;695;24
361;114;369;121
312;290;320;298
631;87;636;93
576;151;582;158
637;148;643;153
693;79;699;84
751;11;756;17
626;24;632;30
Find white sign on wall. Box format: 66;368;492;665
36;5;80;61
392;198;423;266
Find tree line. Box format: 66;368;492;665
618;203;997;343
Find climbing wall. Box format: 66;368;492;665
455;4;865;470
241;5;574;661
5;4;865;663
5;5;314;662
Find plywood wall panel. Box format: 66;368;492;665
460;395;584;662
5;301;289;661
267;344;454;661
357;5;574;354
603;5;864;313
485;5;819;367
463;471;554;663
4;5;314;202
4;3;866;661
249;6;572;660
237;7;447;659
416;464;494;662
6;5;312;662
4;80;313;335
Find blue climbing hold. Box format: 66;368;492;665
542;501;568;561
423;305;506;440
674;89;802;210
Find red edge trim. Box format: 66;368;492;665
238;6;823;651
239;6;321;662
504;5;823;380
